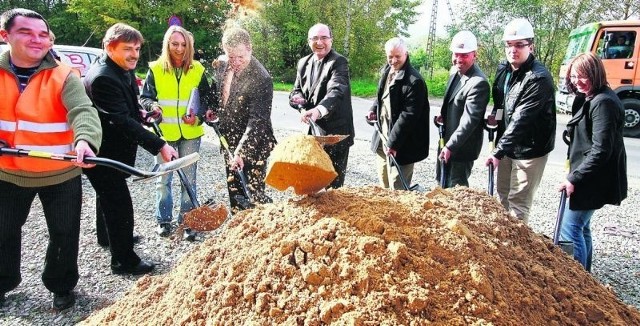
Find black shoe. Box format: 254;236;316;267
111;260;155;275
183;228;196;242
52;291;75;311
156;223;171;237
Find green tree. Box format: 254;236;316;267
243;0;421;81
66;0;229;69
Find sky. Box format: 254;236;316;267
407;0;460;43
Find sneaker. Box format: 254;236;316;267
155;223;171;237
52;291;75;311
183;228;196;241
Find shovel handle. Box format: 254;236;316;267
553;189;567;245
488;162;494;196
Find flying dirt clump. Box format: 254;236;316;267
79;186;640;325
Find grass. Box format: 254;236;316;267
274;72;450;99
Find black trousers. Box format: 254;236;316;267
435;159;473;188
84;167;140;266
224;153;272;211
325;145;350;189
0;177;81;294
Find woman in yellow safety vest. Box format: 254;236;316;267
140;25;216;240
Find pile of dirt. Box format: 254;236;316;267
80;186;640;325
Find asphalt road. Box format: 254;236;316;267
271;91;640;181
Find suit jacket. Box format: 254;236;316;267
369;57;430;165
289;49;355;150
440;64;490;161
84;54;165;176
566;87;627;210
214;56;276;160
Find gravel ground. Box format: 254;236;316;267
1;120;639;325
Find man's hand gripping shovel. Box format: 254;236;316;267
484;115;498;196
367;114;419;191
203;118;255;210
434;116;447;188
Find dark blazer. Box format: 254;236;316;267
83;54;165;175
566;87;627;210
368;57;430;165
441;64;489;161
214;56;276;159
289;49;355;150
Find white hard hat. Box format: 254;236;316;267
502;18;535;41
449;31;477;53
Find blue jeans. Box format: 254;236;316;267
154;137;200;224
559;206;596;272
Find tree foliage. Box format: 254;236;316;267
434;0;640;83
242;0;421;81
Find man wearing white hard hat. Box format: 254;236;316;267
485;18;556;223
435;30;489;188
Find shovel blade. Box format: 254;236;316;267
183;203;230;231
313;134;348;146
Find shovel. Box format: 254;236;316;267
148;121;230;232
553;189;574;256
484;115;498;196
299;105;348;146
204;119;254;210
433;116;447;188
308;119;348;146
0;141;199;182
372;120;419;191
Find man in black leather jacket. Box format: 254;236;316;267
485;18;556;224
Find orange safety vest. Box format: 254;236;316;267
0;65;75;172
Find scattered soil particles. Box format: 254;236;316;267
80;186;640;325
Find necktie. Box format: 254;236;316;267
310;60;320;85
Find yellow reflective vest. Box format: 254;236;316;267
150;61;205;141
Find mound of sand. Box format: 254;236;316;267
80;186;640;325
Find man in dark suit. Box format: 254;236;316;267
289;23;355;188
436;31;490;188
83;23;178;275
210;27;276;211
366;37;430;189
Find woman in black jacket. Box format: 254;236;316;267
559;52;627;272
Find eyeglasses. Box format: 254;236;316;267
569;75;588;82
504;43;531;49
308;36;332;42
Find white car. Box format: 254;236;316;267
1;42;102;78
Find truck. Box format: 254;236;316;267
555;20;640;138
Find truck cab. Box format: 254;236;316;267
556;21;640;138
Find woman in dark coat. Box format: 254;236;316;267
559;52;627;272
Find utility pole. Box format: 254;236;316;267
425;0;456;79
425;0;439;78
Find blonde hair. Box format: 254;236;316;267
156;25;195;74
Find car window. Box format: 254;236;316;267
596;31;636;59
54;46;102;77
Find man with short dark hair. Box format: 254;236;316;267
485;18;556;223
0;8;102;310
83;23;178;275
289;23;355;188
